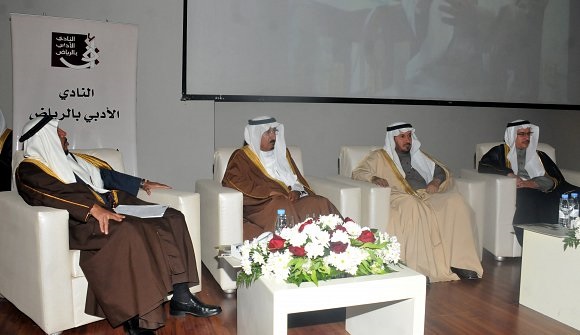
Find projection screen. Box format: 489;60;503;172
184;0;579;106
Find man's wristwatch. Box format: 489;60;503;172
140;179;146;189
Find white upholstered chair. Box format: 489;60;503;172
333;146;486;260
195;146;361;293
462;142;580;260
0;149;201;335
326;146;390;231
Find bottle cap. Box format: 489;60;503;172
572;193;578;198
277;209;286;215
562;194;569;199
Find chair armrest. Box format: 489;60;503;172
0;191;75;331
561;168;580;187
460;169;520;258
138;189;202;293
455;177;486;260
325;175;390;231
195;179;243;292
306;175;362;225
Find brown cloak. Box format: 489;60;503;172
15;159;198;329
222;146;340;240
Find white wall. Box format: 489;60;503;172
1;0;579;192
215;102;580;177
0;0;214;190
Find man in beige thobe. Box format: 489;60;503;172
352;122;482;282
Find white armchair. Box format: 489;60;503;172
333;146;486;260
0;149;201;335
195;146;361;293
327;146;390;231
462;142;580;260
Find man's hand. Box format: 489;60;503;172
508;174;538;189
516;178;538;189
141;180;171;195
371;176;389;187
426;179;441;194
89;204;124;235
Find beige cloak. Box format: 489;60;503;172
353;149;483;282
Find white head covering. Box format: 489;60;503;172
0;109;6;134
20;116;108;193
384;122;436;183
244;116;299;188
504;120;544;178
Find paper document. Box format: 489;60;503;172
114;204;168;218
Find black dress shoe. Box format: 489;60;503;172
123;317;156;335
451;267;479;280
170;295;222;318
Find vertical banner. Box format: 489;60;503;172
11;14;138;174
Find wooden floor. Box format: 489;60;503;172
1;250;578;335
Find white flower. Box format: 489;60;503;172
305;241;326;259
326;247;368;275
318;214;342;230
303;224;331;248
343;220;363;237
284;227;308;246
237;214;401;287
262;250;292;282
330;229;350;244
575;228;580;240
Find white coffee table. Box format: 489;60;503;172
519;224;580;331
237;265;426;335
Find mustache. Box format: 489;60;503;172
269;139;276;144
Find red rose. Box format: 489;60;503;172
357;230;376;243
268;234;286;251
344;217;354;223
289;245;307;257
329;241;348;254
298;219;313;232
334;225;347;232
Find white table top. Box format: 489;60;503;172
516;223;569;238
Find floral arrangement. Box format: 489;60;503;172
237;214;401;287
563;217;580;251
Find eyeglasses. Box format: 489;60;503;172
264;127;279;135
517;132;533;137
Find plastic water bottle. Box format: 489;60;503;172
275;209;288;233
570;193;579;226
558;194;572;228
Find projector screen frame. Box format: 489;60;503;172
181;0;580;111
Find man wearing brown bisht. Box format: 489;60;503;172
15;116;221;335
222;116;341;240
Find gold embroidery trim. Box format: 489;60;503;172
241;146;290;193
0;129;11;150
378;149;418;197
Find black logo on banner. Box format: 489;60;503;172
51;32;99;69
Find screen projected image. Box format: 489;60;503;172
186;0;577;105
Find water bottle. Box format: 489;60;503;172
275;209;288;233
570;193;579;226
558;194;571;228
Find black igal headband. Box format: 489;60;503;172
19;116;53;142
386;123;413;132
506;120;530;128
248;117;277;125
